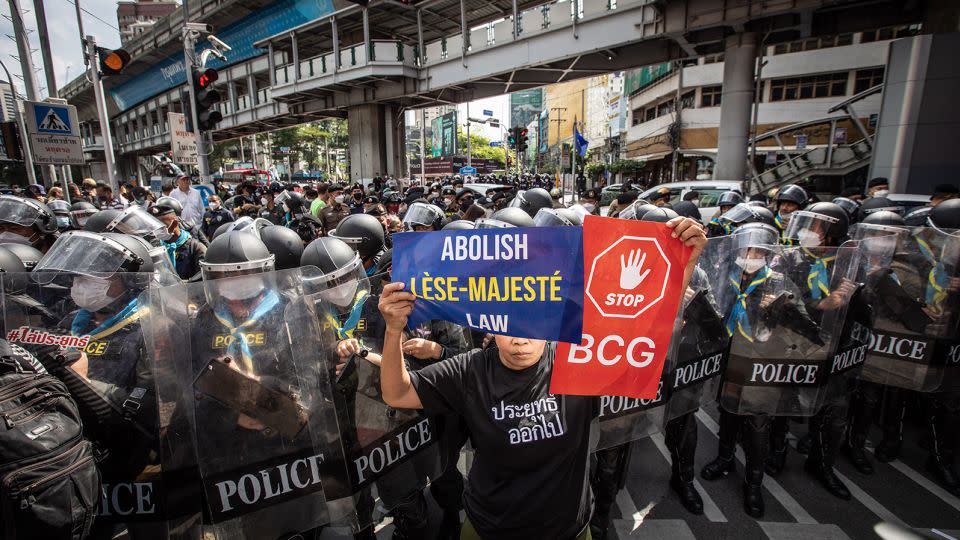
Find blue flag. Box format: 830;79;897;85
391;227;584;342
574;124;589;157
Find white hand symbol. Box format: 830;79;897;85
619;248;651;290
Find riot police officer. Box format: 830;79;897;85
69;200;99;229
508;187;553;218
0;194;59;253
47;199;73;231
279;190;323;243
402;202;445;232
330;213;386;278
83;205;172;246
774;184;809;239
706;191;744;237
475;207;535;229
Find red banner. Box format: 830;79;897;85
551;215;692;398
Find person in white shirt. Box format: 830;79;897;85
170;174;205;229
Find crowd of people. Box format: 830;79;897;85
0;171;957;540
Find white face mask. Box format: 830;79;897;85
334;195;345;205
690;199;700;206
735;256;766;274
796;230;822;248
0;231;32;245
873;189;890;198
260;197;269;206
209;203;220;211
778;210;793;224
71;275;118;312
220;276;265;301
581;203;596;212
866;236;897;254
320;281;358;307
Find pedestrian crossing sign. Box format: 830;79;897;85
24;101;80;137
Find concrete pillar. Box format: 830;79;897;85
348;104;388;185
713;32;757;181
868;33;960;194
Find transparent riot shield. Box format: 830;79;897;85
1;271;183;538
144;268;342;539
304;267;443;534
596;364;670;450
718;244;857;417
664;236;739;423
858;226;960;392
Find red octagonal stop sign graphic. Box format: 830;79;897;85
585;236;671;319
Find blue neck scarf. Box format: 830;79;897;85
725;267;771;342
212;290;281;373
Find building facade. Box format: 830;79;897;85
622;24;919;190
117;0;178;45
0;81;16;123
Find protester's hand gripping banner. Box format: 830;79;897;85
391;227;584;343
551;216;692;399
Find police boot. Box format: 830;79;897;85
843;432;874;474
804;416;851;500
795;433;813;455
925;405;960;497
390;494;429;540
875;387;905;463
765;417;790;477
590;444;629;540
701;410;739;481
742;417;769;518
666;415;704;515
436;511;462;540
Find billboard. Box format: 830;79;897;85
430;111;458;157
510;89;543;130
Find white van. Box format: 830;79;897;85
638;180;744;223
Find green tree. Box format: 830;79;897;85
456;128;506;167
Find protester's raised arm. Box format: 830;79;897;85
378;282;423;409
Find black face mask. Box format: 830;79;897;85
460;200;473;212
354;193;363;201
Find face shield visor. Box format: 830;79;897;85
303;252;371;310
474;218;515;229
718;203;757;226
148;246;182;286
70;207;98;229
401;203;442;231
0;196;44;227
784;210;839;248
731;223;780;253
507;191;531;211
110;206;172;243
33;231;140;285
533;208;574;227
567;204;591;224
200;255;276;303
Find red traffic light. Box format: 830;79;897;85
520;128;528;137
195;68;219;89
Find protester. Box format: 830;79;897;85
169;174;205;228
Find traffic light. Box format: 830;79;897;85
192;67;223;131
517;128;529;153
507;127;520;149
97;47;131;77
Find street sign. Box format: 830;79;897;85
280;146;291;154
796;133;808;150
765;151;777;165
169;112;198;165
23;101;83;164
585;235;671;319
24;101;80;137
489;141;502;147
459;166;477;175
482;109;493;117
833;127;848;144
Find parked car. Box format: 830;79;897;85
886;193;930;215
638;180;744;223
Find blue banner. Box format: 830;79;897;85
392;227;584;343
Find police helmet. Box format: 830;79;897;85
672;201;702;221
301;236;368;307
620;202;658;221
69;201;99;229
0;195;58;236
47;199;72;230
731;222;780;252
507;188;553;217
862;210;905;228
717;191;744;209
0;245;27;293
402;202;445;231
903;206;932;227
533;208;576;227
720;203;776;228
775;184;808;207
639;207;679;223
0;243;44;271
200;230;274;281
259;225;305;271
858;196;900;220
785;201;850;246
929;199;960;231
151;197;183;218
442;219;476;231
84;205;171;244
476;207;535;229
329;213;385;260
34;231;153;283
556;207;583;227
831;197;861;222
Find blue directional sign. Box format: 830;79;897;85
459;166;477;175
489;141;502;147
482;109;493;117
27;102;78;136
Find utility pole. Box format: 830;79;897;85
671;60;683;182
84;36;120;192
38;0;74;199
550;106;567;180
420;108;426;184
465;102;471;168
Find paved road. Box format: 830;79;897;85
321;401;960;540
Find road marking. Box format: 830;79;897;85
832;468;907;527
612;518;697;539
695;410;817;524
615;485;652;532
863;444;960;514
759;522;851;539
649;432;727;522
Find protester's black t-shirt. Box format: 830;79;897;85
409;344;598;540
